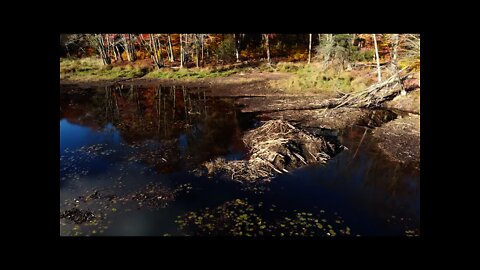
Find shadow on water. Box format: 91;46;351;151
60;84;419;236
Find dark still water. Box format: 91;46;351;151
60;85;419;237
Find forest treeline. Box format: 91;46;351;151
60;34;419;70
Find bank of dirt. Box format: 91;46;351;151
372;114;420;167
383;89;420;114
257;108;377;130
60;71;294;97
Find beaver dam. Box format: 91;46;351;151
201;120;344;182
60;84;419;237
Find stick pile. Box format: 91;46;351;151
203;120;342;182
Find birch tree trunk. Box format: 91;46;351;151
142;34;162;69
93;34;111;65
165;37;171;61
115;45;123;62
234;34;240;62
168;34;174;62
373;34;382;82
196;34;200;68
123;34;136;62
265;34;271;64
308;33;312;64
126;34;137;62
201;34;204;63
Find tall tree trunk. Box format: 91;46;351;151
157;34;164;66
152;34;164;68
180;34;184;68
201;34;204;63
127;34;137;62
167;34;174;62
105;35;111;61
234;34;240;62
123;34;134;62
65;45;70;57
185;34;191;63
165;37;171;61
112;38;118;62
196;34;200;68
265;34;271;64
308;33;312;64
149;34;157;67
373;34;382;82
115;45;123;62
189;35;194;61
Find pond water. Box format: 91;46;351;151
60;85;420;236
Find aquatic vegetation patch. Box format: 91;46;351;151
127;183;175;209
60;182;193;236
60;208;96;224
61;144;117;181
175;198;353;237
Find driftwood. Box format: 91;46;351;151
320;69;410;109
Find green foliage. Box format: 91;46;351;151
315;34;372;68
175;198;353;236
273;40;287;56
274;62;305;73
352;49;375;62
215;36;236;62
145;66;242;79
60;57;152;81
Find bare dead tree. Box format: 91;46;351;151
234;33;240;62
167;34;174;62
89;34;111;65
120;34;137;62
146;34;164;68
373;34;382;82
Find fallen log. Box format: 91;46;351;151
319;69;410;109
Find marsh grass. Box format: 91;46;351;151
270;62;379;94
60;57;153;81
60;58;385;94
144;66;244;79
60;57;251;81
